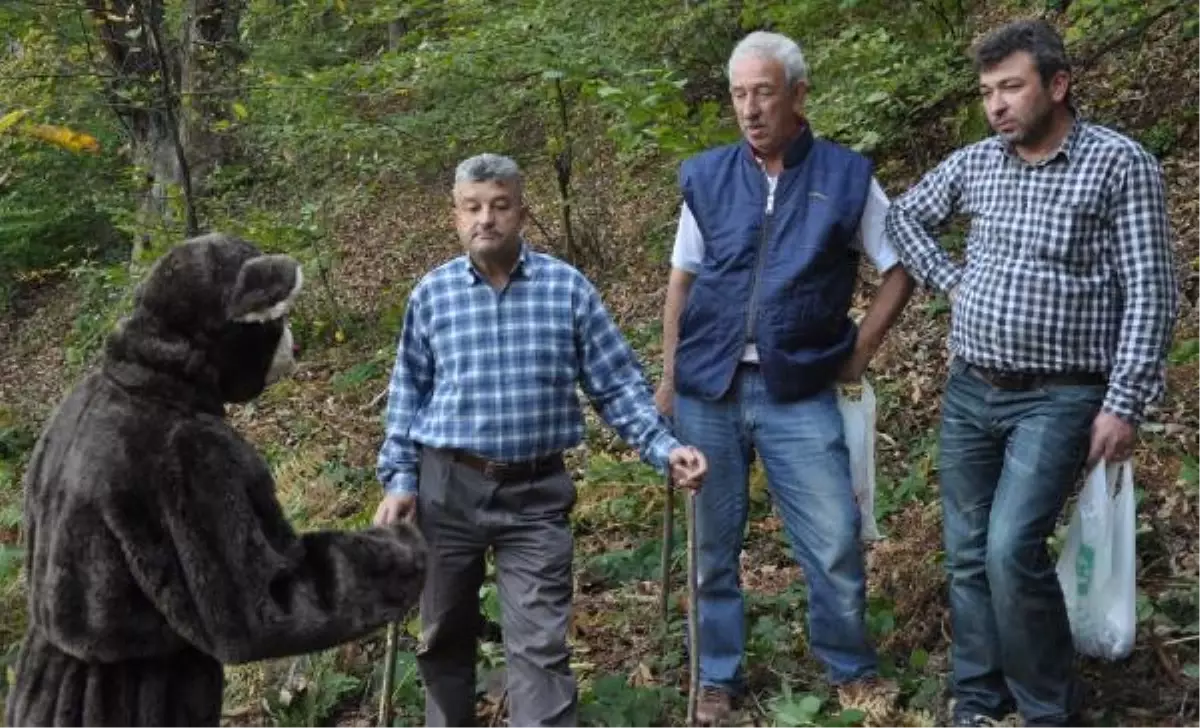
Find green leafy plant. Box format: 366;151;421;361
0;425;35;463
63;262;137;373
768;683;866;727
374;650;425;728
1169;338;1199;366
584;538;668;585
1180;454;1199;494
579;673;681;727
263;651;363;727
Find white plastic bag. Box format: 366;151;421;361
837;379;882;542
1055;459;1137;661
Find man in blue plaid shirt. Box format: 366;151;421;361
885;20;1178;727
373;153;707;727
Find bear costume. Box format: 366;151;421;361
5;234;426;726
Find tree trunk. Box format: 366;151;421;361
387;18;406;51
133;0;198;236
179;0;246;191
552;77;574;264
86;0;246;250
87;0;183;251
86;0;174;185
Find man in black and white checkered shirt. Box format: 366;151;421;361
885;19;1178;728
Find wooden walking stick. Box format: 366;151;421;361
377;621;399;727
660;472;675;622
685;488;700;726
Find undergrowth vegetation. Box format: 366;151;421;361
0;0;1195;725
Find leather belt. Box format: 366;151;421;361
444;449;565;483
964;363;1106;391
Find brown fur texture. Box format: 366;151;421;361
5;235;426;727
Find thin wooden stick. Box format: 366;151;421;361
1162;634;1200;646
660;473;674;622
377;622;399;727
685;489;700;726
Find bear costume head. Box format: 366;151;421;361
104;233;304;407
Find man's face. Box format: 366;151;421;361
730;54;806;156
452;179;525;258
979;50;1068;147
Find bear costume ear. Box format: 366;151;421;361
226;254;303;323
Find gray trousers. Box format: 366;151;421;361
415;448;578;727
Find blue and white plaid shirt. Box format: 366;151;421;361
886;119;1179;424
377;244;681;495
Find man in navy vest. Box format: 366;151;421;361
655;31;914;725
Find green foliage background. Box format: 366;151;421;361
0;0;1195;725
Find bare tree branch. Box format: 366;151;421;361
552;76;575;264
0;72;116;79
1073;3;1182;69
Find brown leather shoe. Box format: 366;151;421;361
695;685;733;726
836;676;899;726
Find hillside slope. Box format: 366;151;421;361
0;6;1196;728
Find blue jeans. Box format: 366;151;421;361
940;358;1103;725
675;365;877;692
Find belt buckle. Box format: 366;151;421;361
483;460;499;480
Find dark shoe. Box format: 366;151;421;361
695;685;733;726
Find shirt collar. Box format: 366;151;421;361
743;117;815;172
462;239;535;285
998;115;1084;167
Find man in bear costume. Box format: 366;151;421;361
5;233;427;727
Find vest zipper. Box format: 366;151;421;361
745;170;774;345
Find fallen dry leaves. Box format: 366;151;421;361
0;10;1195;728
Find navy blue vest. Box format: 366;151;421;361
674;126;873;402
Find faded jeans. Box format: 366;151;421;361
674;365;878;692
940;357;1103;725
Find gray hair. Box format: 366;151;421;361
454;153;523;193
728;31;808;86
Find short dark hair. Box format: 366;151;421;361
971;18;1071;87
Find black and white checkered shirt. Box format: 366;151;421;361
886;119;1179;424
